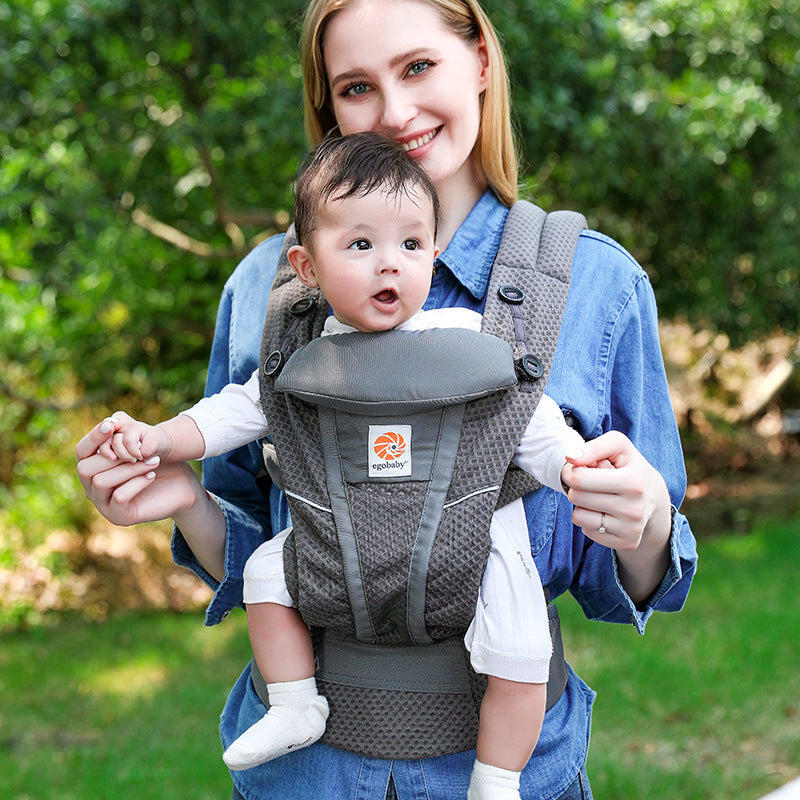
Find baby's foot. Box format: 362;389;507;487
223;695;329;771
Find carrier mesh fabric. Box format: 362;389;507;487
482;206;579;507
318;673;480;758
258;203;585;758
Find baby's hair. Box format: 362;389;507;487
292;131;440;248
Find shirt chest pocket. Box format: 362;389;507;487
524;486;558;558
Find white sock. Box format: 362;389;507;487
467;759;522;800
222;678;329;771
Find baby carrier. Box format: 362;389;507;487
254;200;585;758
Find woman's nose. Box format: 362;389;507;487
379;87;416;131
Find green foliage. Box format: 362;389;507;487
1;0;306;407
1;0;799;542
486;0;800;338
1;0;307;534
0;612;251;799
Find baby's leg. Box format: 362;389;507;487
470;677;546;797
464;499;552;800
222;532;328;771
248;601;315;682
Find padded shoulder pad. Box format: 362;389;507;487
274;328;516;414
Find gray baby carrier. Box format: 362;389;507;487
254;200;585;759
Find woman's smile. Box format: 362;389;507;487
399;126;442;155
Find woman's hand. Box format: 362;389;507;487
76;419;226;580
76;419;203;527
563;430;673;604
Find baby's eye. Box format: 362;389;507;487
407;59;434;77
402;239;420;251
349;238;371;250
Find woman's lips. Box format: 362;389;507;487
400;126;441;154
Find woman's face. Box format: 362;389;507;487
322;0;489;196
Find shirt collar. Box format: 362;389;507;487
434;190;509;301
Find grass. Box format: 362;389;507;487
559;513;800;800
0;610;252;800
2;514;799;800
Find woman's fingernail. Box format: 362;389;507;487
99;420;113;434
144;456;160;466
145;471;156;480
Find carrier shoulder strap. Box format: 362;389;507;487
478;200;585;507
258;224;327;384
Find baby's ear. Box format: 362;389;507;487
287;244;319;288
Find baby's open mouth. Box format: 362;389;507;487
374;289;398;304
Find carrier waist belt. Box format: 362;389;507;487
250;596;568;760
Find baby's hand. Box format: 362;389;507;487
561;447;615;492
97;411;171;463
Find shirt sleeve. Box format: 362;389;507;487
572;271;697;632
171;235;289;625
180;370;267;458
541;232;698;633
512;395;584;494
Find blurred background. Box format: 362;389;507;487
1;1;798;798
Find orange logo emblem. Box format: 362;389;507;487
373;431;407;461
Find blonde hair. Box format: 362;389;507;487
300;0;518;206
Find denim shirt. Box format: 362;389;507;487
173;191;698;800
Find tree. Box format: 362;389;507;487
1;0;307;405
1;0;798;499
486;0;799;338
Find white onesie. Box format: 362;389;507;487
184;308;583;684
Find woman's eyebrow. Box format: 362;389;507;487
330;48;434;89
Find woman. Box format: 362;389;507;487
76;1;698;798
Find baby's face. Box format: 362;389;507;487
305;186;437;333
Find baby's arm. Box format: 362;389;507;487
512;395;585;493
100;368;266;465
99;411;207;464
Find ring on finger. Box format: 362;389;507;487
598;513;607;536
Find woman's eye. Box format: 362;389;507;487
349;239;371;250
341;82;368;98
407;59;434;77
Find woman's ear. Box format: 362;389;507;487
475;34;490;93
287;244;319;287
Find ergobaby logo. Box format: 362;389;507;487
368;425;412;477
